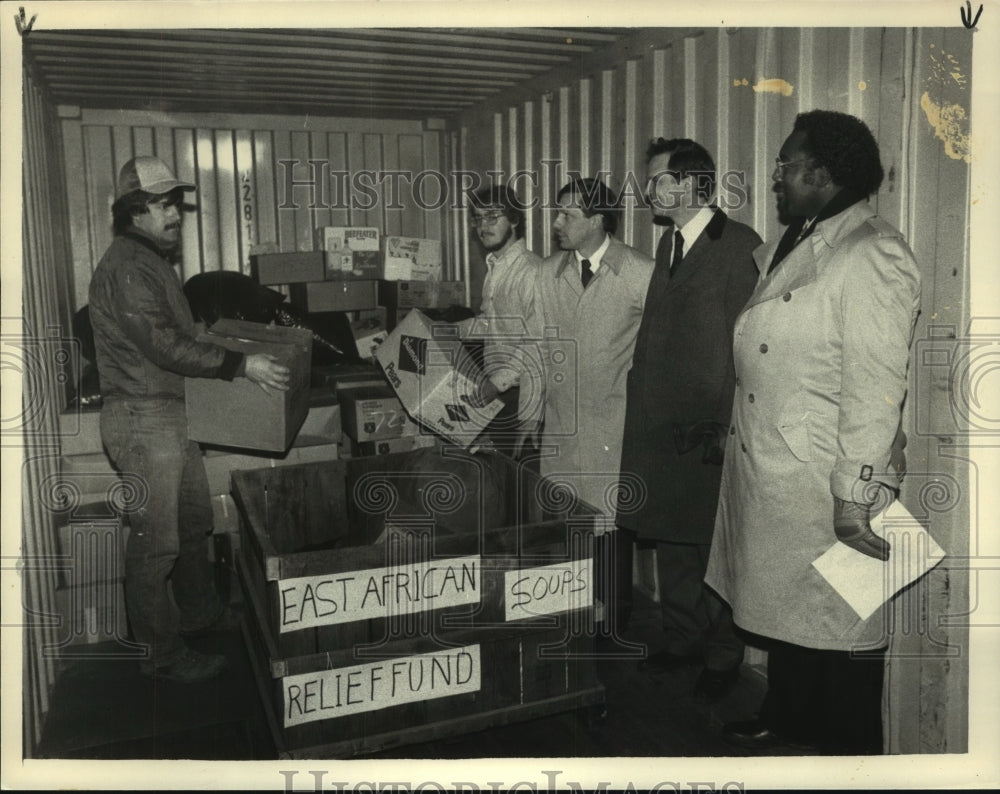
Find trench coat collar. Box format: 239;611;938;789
747;201;875;308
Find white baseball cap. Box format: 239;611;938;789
116;156;196;200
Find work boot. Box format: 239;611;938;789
180;605;243;638
140;647;227;684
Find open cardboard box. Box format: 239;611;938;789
374;309;503;448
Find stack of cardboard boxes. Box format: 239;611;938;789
249;227;468;363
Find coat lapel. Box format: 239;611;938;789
664;208;727;293
554;251;584;299
744;235;819;309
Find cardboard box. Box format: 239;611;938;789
297;399;341;441
289;280;379;312
185;319;313;452
57;517;127;587
311;362;388;393
338;384;419;442
54;580;129;647
375;309;503;448
315;226;381;280
349;308;388;360
381;236;443;281
349;434;437;458
378;280;466;310
59;408;103;456
250;251;325;285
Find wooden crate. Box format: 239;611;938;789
231;446;605;757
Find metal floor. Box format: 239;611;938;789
35;587;802;761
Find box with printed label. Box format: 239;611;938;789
374;309;503;448
381;236;443;281
315;226;381;280
289;280;379;312
185;320;313;452
378;280;466;310
337;384;419;443
349;308;388;361
349;434;437;458
250;251;326;286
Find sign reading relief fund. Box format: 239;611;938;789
278;556;480;633
283;644;481;727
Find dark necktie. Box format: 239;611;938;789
581;258;593;288
669;230;684;276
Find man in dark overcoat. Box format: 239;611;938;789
618;138;760;699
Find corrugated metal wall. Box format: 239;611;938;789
61;110;452;309
20;65;77;758
40;25;975;755
457;26;973;754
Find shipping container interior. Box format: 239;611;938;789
16;22;975;764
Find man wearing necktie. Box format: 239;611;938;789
706;111;921;754
529;177;654;637
618;138;760;701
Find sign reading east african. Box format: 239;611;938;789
278;556;479;633
283;644;481;727
504;559;592;621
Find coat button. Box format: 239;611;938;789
783;292;792;302
748;393;755;403
741;443;748;453
760;343;768;353
735;377;741;387
730;425;736;435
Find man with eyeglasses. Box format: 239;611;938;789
89;157;290;683
619;138;760;700
460;186;542;454
706;111;921;753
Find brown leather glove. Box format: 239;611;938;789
833;497;890;561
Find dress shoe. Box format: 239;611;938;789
638;649;702;673
694;665;740;701
722;719;818;751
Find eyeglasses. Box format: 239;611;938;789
774;157;809;174
469;211;506;228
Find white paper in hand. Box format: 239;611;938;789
811;499;946;620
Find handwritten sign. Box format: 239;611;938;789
504;559;592;621
283;644;481;727
278;556;479;633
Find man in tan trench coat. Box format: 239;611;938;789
530;177;654;635
706;110;921;754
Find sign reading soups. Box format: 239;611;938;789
283;644;481;727
504;560;592;621
278;556;479;633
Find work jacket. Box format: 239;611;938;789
89;232;242;401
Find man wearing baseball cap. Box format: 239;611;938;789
89;156;290;683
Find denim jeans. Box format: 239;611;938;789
100;397;223;666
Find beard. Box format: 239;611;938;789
481;224;514;253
